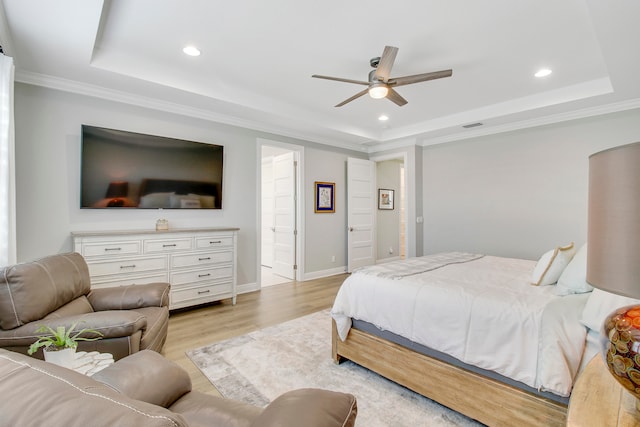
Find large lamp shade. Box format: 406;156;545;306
587;141;640;298
587;141;640;407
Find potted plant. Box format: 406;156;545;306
27;322;103;368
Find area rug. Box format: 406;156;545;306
186;310;483;427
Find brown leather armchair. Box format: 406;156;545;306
0;348;358;427
0;252;169;360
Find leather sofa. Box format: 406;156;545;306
0;252;169;360
0;348;358;427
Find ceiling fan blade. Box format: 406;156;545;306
312;74;369;86
335;88;369;107
374;46;399;82
389;69;453;87
386;88;408;106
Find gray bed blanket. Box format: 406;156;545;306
353;252;484;279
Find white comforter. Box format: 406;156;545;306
331;253;589;397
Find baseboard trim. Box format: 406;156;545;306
237;282;259;295
303;266;347;281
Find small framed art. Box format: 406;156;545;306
314;181;335;213
378;189;394;210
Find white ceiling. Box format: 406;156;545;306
1;0;639;152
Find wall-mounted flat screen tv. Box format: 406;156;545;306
81;125;223;209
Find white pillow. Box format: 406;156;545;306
554;244;593;296
180;198;201;208
581;288;640;331
169;194;200;208
138;192;174;208
188;193;215;208
530;242;576;286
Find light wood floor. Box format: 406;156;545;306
162;274;348;395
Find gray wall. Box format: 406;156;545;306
14;83;363;287
304;147;362;274
422;108;640;260
15;81;640;283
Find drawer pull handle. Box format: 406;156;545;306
120;264;136;269
104;247;122;251
198;273;211;278
199;257;211;261
163;244;177;248
209;240;222;244
198;290;211;294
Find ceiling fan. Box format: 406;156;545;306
312;46;452;107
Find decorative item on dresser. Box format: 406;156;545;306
586;141;640;410
72;228;238;310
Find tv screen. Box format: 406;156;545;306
81;125;223;209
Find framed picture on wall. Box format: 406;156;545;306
314;181;335;213
378;189;394;210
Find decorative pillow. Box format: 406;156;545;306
581;288;640;331
180;198;201;208
530;242;576;286
138;192;173;208
169;194;200;208
554;244;593;296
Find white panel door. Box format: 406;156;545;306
261;157;274;267
347;157;376;272
273;152;296;279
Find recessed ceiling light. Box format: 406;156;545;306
535;68;552;78
183;45;201;57
378;115;389;121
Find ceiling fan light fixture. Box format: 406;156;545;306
535;68;552;78
368;83;389;99
182;45;201;57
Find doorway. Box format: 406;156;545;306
258;140;304;287
375;158;406;263
346;155;407;271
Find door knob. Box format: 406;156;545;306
349;227;354;232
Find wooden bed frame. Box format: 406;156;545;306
332;320;567;427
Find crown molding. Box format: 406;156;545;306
15;70;640;155
14;69;367;153
417;98;640;148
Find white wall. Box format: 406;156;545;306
13;83;363;287
422;108;640;260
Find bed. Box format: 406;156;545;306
330;247;602;426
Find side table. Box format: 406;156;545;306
72;351;114;376
567;355;640;426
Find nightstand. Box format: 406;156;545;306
567;356;640;426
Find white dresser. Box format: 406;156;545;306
72;228;238;310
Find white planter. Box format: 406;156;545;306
43;347;77;368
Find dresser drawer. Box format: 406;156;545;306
87;256;167;277
171;282;232;306
90;272;169;288
171;251;233;269
170;265;233;285
195;236;233;250
81;241;141;257
144;238;193;253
